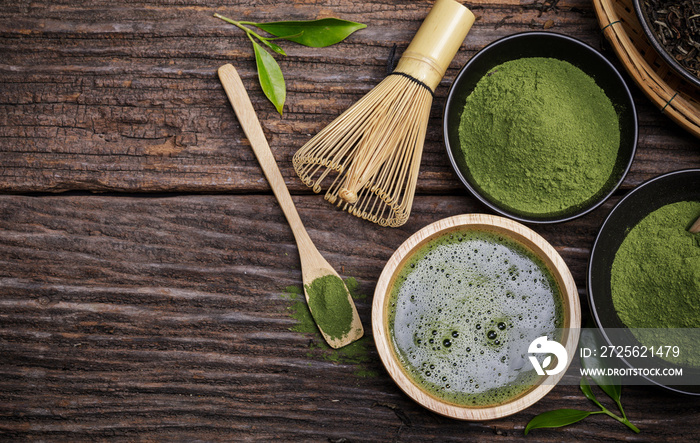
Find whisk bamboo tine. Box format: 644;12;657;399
293;0;475;227
340;80;418;203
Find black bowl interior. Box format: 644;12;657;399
588;169;700;395
444;32;638;224
632;0;700;89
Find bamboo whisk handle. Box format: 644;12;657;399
394;0;475;90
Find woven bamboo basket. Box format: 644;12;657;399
593;0;700;138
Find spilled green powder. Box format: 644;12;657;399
305;274;353;340
458;57;620;215
611;201;700;367
282;278;377;377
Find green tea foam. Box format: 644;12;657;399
388;229;564;406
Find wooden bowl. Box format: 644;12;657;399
372;214;581;420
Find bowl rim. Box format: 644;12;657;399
443;31;638;224
587;168;700;396
372;213;582;419
632;0;700;90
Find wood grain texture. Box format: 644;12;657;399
1;0;698;193
2;194;700;441
2;0;700;440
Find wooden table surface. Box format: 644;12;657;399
2;0;699;441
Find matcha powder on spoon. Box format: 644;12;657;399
305;274;354;340
458;57;620;215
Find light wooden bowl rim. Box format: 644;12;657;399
372;214;581;420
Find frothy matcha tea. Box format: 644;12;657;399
388;229;564;406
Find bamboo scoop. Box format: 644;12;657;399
218;63;363;349
690;216;700;233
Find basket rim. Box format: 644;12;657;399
592;0;700;138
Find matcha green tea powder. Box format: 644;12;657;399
610;201;700;367
458;57;620;215
305;274;354;340
612;201;700;329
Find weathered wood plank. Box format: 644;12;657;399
1;0;697;193
1;194;699;441
2;0;700;440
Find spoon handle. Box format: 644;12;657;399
217;64;312;250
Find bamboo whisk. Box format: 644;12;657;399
293;0;475;227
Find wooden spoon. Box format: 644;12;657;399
690;215;700;234
218;64;363;349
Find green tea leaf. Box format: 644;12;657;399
524;409;593;435
251;39;286;115
213;13;366;116
247;18;366;47
598;375;622;404
579;377;606;410
526;328;640;435
579;328;622;402
258;37;287;56
579;377;597;403
263;32;304;41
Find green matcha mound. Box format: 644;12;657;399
611;201;700;367
458;57;620;215
305;274;353;341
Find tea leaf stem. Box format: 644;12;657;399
214;14;268;44
615;398;628;420
601;408;640;433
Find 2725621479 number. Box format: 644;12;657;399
580;345;682;359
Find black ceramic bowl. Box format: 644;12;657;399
444;32;638;224
633;0;700;89
588;169;700;395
